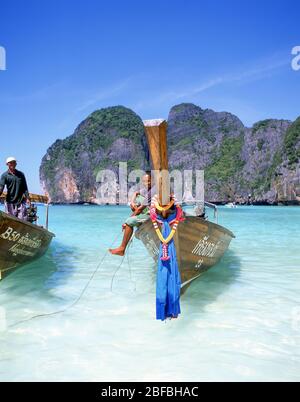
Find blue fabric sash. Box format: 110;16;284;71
156;212;181;320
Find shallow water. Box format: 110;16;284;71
0;205;299;382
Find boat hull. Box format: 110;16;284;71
135;216;235;290
0;211;55;280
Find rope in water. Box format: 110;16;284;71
7;231;123;331
127;237;137;292
110;234;134;293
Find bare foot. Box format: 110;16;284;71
109;247;125;256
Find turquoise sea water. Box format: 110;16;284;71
0;205;299;382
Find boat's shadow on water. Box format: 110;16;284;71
0;240;79;299
183;250;241;310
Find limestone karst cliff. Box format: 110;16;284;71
40;104;300;205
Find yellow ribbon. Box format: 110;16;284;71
154;199;175;212
154;222;178;244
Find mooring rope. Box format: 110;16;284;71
127;236;137;292
110;234;134;293
6;231;123;331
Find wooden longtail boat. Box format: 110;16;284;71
135;119;235;291
0;194;55;280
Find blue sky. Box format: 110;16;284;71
0;0;299;192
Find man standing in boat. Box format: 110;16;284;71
109;171;155;256
0;157;30;221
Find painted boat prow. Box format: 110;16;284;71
0;211;55;280
136;118;236;291
136;215;235;290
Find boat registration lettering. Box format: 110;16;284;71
192;236;221;258
195;258;204;269
0;227;21;242
9;243;35;257
0;226;42;249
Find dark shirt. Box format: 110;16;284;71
0;169;29;204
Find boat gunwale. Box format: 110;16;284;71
183;214;235;239
0;210;55;238
136;214;235;240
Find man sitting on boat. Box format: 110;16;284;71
109;172;155;256
0;157;31;221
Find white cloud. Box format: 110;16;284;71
0;82;66;104
75;78;131;113
132;54;289;113
55;77;132;132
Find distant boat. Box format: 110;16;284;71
225;202;237;208
0;194;55;280
135;120;235;292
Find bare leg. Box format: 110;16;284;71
109;224;133;256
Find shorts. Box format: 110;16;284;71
5;202;27;221
125;213;150;228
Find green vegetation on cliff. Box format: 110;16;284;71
206;135;245;182
250;151;283;195
40;106;147;202
252;119;273;134
42;106;145;174
64;106;144;159
169;103;215;143
284;117;300;166
40;103;299;204
86;106;144;146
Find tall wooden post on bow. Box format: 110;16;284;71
143;119;170;206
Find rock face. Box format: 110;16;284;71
40;106;148;203
40;104;300;205
167;104;246;202
167;104;299;204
